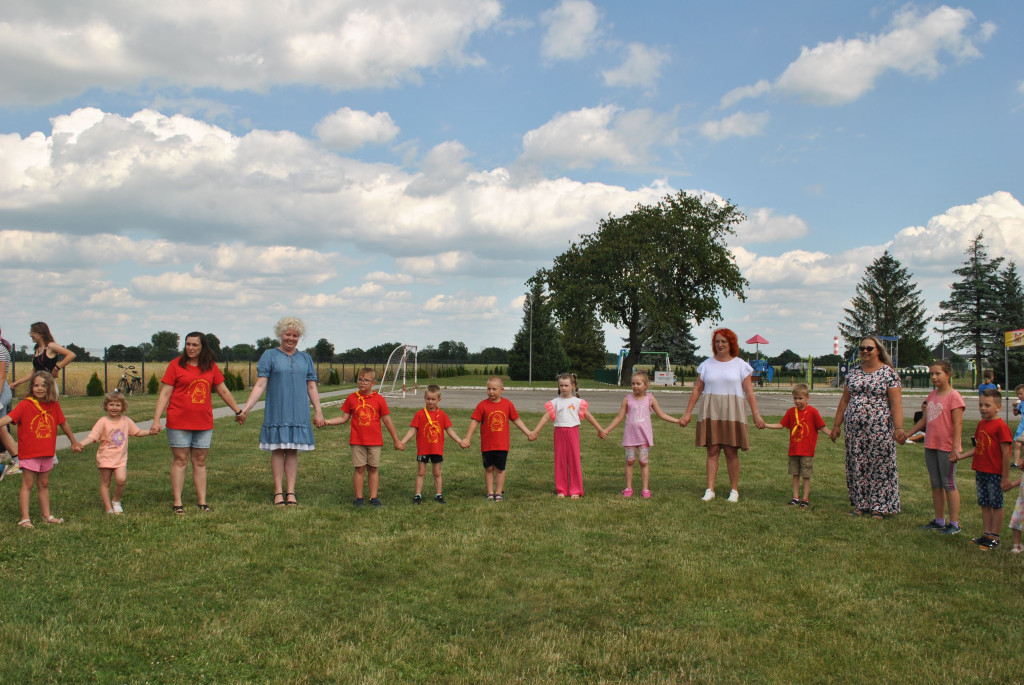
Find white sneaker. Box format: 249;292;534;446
1012;543;1024;554
701;489;715;501
112;501;123;514
728;489;740;503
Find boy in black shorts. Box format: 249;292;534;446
399;385;465;504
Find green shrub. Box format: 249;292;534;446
86;372;104;397
236;372;245;389
147;374;160;395
328;368;340;385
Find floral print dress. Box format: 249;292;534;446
843;364;902;513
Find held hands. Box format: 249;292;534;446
752;414;765;430
679;412;692;428
394;440;405;451
893;429;907;445
460;439;470;449
71;442;84;453
830;426;841;442
150;421;162;435
527;431;538;442
235;410;247;425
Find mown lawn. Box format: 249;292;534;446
0;405;1019;683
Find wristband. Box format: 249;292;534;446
235;409;243;416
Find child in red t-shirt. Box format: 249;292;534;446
953;389;1013;550
398;385;466;504
463;377;534;501
325;368;403;506
0;371;82;527
764;384;829;508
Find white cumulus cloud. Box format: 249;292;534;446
700;111;770;141
602;43;670;90
520;105;677;168
540;0;602;61
314;108;400;150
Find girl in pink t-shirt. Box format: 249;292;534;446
907;360;965;534
74;392;151;514
600;371;680;499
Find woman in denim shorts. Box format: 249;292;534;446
152;332;243;514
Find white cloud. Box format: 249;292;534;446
0;0;502;104
719;79;772;109
314;108;400;150
699;111;770;141
520;105;677;168
775;6;993;105
540;0;601;61
734;208;809;245
602;43;670;90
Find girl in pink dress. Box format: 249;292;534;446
531;373;603;498
602;371;680;498
74;392;153;514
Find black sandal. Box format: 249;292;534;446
285;493;297;506
273;492;286;506
172;505;185;515
197;503;212;512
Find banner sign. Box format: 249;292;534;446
1006;329;1024;349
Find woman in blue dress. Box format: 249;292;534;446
238;317;325;506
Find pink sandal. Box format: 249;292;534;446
622;488;633;498
641;489;652;499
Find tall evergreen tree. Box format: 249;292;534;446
557;307;607;379
937;232;1004;383
838;250;931;366
643;319;699;367
508;275;570;382
999;260;1024;385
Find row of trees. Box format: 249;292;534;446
839;233;1024;382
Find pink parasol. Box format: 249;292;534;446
746;334;769;359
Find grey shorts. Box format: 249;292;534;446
166;428;213;450
923;448;957;491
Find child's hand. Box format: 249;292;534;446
314;416;326;428
830;426;841;442
394;440;404;451
150;422;161;435
679;413;691;428
71;443;83;453
1002;477;1012;492
527;431;537;442
460;439;470;449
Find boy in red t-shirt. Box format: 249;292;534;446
326;368;403;507
953;388;1013;550
764;384;830;508
463;377;534;501
398;385;466;504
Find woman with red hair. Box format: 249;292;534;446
681;328;765;502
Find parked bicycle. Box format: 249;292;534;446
116;364;144;396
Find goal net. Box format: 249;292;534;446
378;344;418;398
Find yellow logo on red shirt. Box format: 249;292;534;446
187;379;210;404
488;411;507;433
30;411;56;439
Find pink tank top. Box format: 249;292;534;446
622;393;654;447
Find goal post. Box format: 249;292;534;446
379;344;418;398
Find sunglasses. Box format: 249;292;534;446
858;346;875;352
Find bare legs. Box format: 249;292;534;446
705;444;740;492
171;446;209;506
99;466;127;512
20;470;55;521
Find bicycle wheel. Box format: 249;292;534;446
116;378;129;395
131;378;143;396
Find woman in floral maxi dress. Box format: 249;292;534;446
831;335;907;518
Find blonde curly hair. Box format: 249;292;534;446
274;316;306;339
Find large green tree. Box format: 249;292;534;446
546;190;747;385
999;260;1024;385
149;331;180;361
557;308;607;379
937;232;1004;383
838;250;931;366
508;275;569;382
642;319;699;367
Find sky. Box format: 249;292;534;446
1;1;1022;362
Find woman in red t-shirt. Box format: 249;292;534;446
152;332;242;514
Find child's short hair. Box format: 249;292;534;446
103;391;128;411
425;384;441;397
27;370;58;402
982;369;995;382
1015;384;1024;394
929;359;952;376
358;367;376;380
487;376;504;386
980;388;1001;401
792;383;809;396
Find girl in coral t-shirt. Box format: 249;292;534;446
74;392;152;514
906;359;965;534
0;371;81;527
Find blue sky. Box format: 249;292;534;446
1;1;1021;362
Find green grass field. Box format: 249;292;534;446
1;400;1020;683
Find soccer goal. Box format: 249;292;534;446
379;344;418;398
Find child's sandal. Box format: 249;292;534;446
42;515;64;524
494;493;504;502
486;494;495;501
273;492;286;506
17;519;33;528
172;505;185;515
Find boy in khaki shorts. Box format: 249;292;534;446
765;384;830;508
326;368;403;506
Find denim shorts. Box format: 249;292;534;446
166;428;213;450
